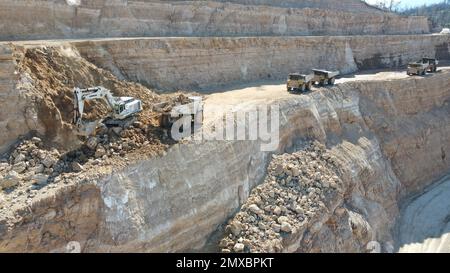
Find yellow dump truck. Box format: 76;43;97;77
407;62;428;76
287;73;314;92
407;58;438;76
312;69;340;86
153;96;204;129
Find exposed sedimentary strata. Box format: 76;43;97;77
0;65;449;252
0;0;428;41
213;0;385;12
72;35;450;90
220;74;450;253
0;44;43;154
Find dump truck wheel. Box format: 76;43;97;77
300;84;306;92
306;82;312;90
422;70;426;76
328;78;335;85
319;80;325;86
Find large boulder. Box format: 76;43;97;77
0;171;21;190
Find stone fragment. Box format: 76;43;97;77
14;153;26;164
42;155;56;168
230;221;242;236
248;204;262;215
233;243;245;252
0;171;20;189
31;164;45;174
273;206;281;215
277;216;289;224
31;137;42;144
71;162;84;172
280;222;292;233
12;162;27;173
32;174;49;185
95;146;107;158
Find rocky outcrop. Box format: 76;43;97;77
355;76;450;196
0;0;428;41
73;35;450;91
0;44;43;154
220;140;400;253
1;68;449;252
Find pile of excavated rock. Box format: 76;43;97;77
0;137;60;190
219;141;343;253
0;120;167;193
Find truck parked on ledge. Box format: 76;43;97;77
312;69;340;86
407;58;438;76
153;96;204;130
287;73;314;92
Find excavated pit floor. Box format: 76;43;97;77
397;174;450;253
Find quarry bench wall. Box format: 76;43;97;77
0;0;429;41
211;0;385;12
72;35;450;91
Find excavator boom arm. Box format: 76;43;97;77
72;86;141;136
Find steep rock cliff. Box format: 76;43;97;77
0;0;428;40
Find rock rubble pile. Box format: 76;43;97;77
220;141;343;253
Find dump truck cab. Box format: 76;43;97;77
422;58;438;72
312;69;340;86
287;73;313;92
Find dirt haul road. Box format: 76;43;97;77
203;66;450;115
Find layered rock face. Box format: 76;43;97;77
1;68;449;252
0;44;43;154
73;35;450;90
0;0;428;40
214;0;384;12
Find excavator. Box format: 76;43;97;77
72;86;142;136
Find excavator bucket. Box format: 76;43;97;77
74;120;103;137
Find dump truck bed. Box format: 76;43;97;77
312;69;340;78
153;96;203;117
408;62;428;68
288;73;314;81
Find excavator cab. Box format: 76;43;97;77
72;87;143;136
113;97;142;117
